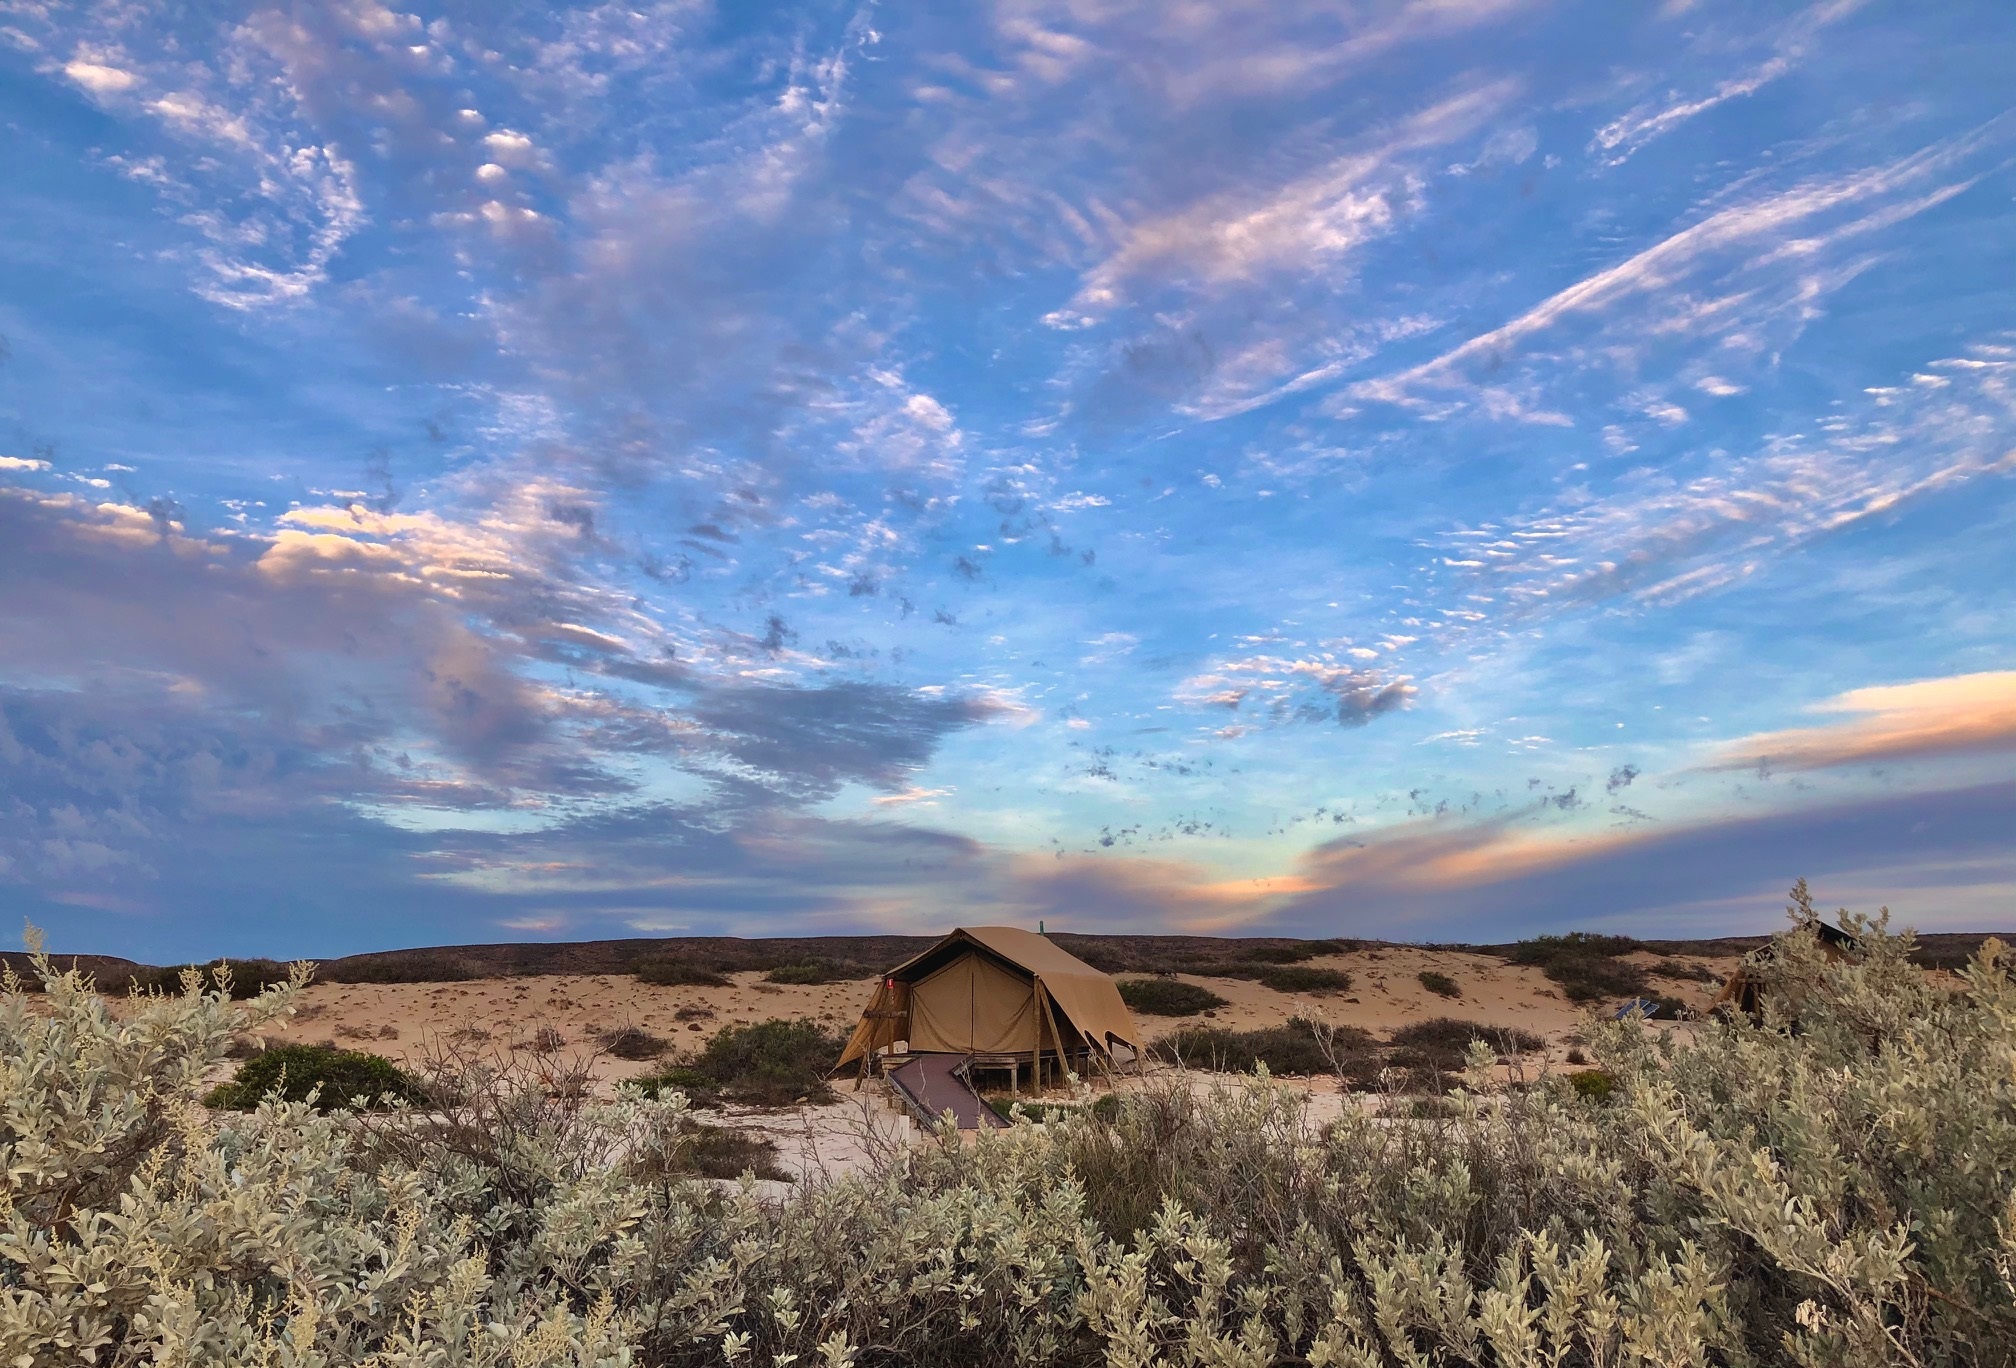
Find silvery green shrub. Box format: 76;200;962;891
7;901;2015;1367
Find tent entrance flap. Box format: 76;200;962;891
907;951;1040;1055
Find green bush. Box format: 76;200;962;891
628;1065;719;1102
986;1093;1124;1125
1235;943;1326;964
12;897;2016;1368
1566;1068;1617;1102
1116;977;1228;1016
320;952;477;983
205;1042;419;1112
1507;931;1649;1002
680;1121;791;1181
109;957;300;999
597;1024;670;1060
636;958;731;987
1152;1017;1366;1076
1255;964;1351;994
1417;969;1462;999
1387;1016;1546;1067
762;958;865;985
691;1017;848;1105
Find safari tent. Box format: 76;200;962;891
835;926;1142;1094
1711;919;1860;1022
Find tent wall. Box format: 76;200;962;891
907;951;1041;1055
835;978;909;1069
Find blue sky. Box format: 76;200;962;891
3;0;2014;961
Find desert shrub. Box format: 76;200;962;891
1507;931;1649;1002
598;1024;669;1060
762;958;864;985
12;897;2016;1368
987;1093;1124;1125
628;1065;721;1105
1254;964;1352;994
1388;1016;1546;1065
680;1121;791;1181
1417;969;1462;999
1236;943;1326;964
1566;1068;1617;1102
636;957;730;987
320;951;477;983
1651;956;1718;982
687;1017;847;1106
108;957;301;999
1152;1017;1364;1076
1116;977;1227;1016
205;1042;420;1112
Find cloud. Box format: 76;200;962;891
1709;671;2016;772
1590;58;1790;165
1179;655;1417;729
1347;121;2007;415
1046;84;1514;325
1417;344;2016;631
872;786;952;807
0;487;1012;830
63;60;138;95
1268;778;2016;938
0;456;52;471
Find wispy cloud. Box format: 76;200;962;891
1709;671;2016;771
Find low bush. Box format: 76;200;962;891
986;1093;1124;1125
628;1065;720;1103
689;1017;848;1106
636;958;730;987
762;958;865;985
320;952;476;983
110;957;300;999
1566;1068;1617;1102
1116;977;1228;1016
598;1024;670;1061
1153;1017;1367;1076
1254;965;1352;994
205;1042;420;1112
1388;1016;1546;1065
1651;956;1718;982
1506;931;1649;1002
1235;943;1327;964
680;1121;792;1181
13;895;2016;1368
1417;969;1462;999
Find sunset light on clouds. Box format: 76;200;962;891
1;1;2012;959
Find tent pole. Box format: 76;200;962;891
1036;979;1069;1094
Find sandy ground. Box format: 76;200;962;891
260;944;1736;1080
209;943;1739;1183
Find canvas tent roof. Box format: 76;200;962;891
835;926;1141;1069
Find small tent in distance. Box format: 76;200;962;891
1711;919;1860;1022
834;926;1143;1095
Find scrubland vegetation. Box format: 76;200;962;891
1116;977;1229;1016
6;902;2015;1367
631;1018;847;1108
1418;969;1462;999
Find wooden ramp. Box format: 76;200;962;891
887;1053;1008;1130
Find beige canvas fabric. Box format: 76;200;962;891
834;926;1141;1069
955;927;1141;1054
908;951;1040;1054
